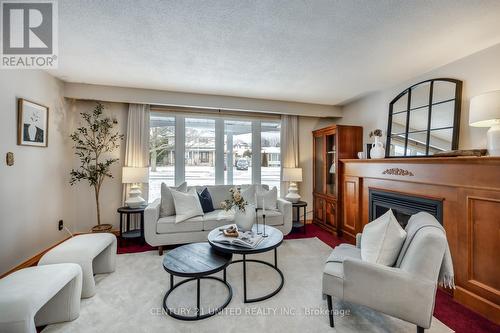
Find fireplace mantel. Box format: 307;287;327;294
340;156;500;323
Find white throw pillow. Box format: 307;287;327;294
241;186;256;206
360;209;407;266
256;187;278;211
160;182;187;217
171;188;204;223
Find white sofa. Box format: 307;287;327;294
145;184;293;254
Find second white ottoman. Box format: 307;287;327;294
38;233;117;298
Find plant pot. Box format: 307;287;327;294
92;224;113;232
234;206;255;232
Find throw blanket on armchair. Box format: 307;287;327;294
395;212;455;289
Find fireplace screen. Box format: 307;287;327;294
369;189;443;228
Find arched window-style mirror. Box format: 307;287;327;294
386;78;462;157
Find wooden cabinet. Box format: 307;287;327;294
312;125;362;234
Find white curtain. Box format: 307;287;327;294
122;104;151;205
280;115;299;197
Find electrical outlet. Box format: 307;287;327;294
58;220;63;231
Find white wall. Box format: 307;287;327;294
0;71;71;275
67;100;128;233
339;43;500;150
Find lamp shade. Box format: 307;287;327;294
282;167;303;182
122;167;149;184
469;90;500;127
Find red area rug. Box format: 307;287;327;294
118;224;499;333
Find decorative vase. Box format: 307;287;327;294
234;205;255;232
28;123;36;141
370;136;385;159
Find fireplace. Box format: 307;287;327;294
369;189;443;228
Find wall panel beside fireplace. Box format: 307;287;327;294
341;156;500;324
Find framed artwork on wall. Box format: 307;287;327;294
17;98;49;147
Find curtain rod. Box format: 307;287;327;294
150;105;281;120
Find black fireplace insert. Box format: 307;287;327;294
369;189;443;228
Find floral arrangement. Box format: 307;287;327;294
369;129;383;138
220;187;248;212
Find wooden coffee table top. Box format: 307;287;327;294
162;243;232;277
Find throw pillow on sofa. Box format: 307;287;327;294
197;187;215;213
171;188;204;223
360;209;407;266
256;186;278;211
240;186;256;205
160;182;187;217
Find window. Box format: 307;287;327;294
261;121;281;191
224;120;252;185
149;114;175;201
185;118;216;186
148;111;281;199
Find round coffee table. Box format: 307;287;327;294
162;242;233;320
208;224;284;303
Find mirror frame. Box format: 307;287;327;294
385;78;463;158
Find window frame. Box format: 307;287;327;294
150;110;281;188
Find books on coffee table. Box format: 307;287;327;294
213;229;264;249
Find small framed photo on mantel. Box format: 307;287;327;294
17;98;49;147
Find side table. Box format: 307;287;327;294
117;205;146;244
292;201;307;234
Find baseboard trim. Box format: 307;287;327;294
0;230;120;279
454;286;500;325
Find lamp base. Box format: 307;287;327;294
487;124;500;156
125;185;146;208
285;182;301;203
125;197;146;208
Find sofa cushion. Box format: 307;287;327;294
205;185;233;209
361;209;407;266
171;188;204;223
157;215;204;234
202;209;235;231
256;186;278;210
197;187;215;213
256;209;283;226
160;182;187;217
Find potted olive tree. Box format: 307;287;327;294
70;102;123;232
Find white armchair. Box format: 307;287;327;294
322;213;447;332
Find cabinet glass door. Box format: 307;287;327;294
326;134;336;196
314;135;324;193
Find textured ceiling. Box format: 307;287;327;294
50;0;500;105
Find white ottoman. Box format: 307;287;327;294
38;233;117;298
0;263;82;333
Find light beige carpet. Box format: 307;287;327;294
43;238;453;333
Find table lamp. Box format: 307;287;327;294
470;90;500;156
122;167;149;208
283;167;303;203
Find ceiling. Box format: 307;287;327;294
50;0;500;106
